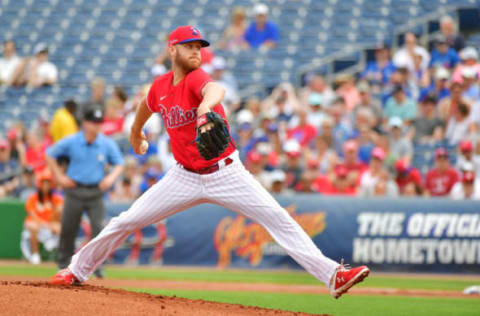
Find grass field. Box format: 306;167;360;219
1;262;479;316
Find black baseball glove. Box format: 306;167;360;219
195;112;231;160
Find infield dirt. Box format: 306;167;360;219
0;281;327;316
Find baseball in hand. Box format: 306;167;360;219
140;140;149;153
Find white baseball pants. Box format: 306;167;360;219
69;151;339;286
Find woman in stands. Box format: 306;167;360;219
24;171;62;264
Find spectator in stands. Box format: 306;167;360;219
425;148;458;197
140;168;164;194
383;85;417;124
245;150;272;189
269;169;289;194
360;43;396;92
264;83;299;124
452;47;480;83
281;140;303;190
209;56;240;113
388;117;413;163
244;3;279;50
307;134;337;175
329;98;352;153
300;74;336;109
393;32;430;74
218;7;248;51
358;147;398;197
445;102;474;146
450;170;480;200
304;93;328;128
456;140;480;178
352;81;383;128
336;140;367;191
410;94;444;143
316;165;356;195
419;67;451;102
335;74;361;113
17;166;36;201
102;102;124;136
440;15;465;52
296;164;320;193
24;171;62;265
0;138;20;198
49;99;79;143
395;159;423;195
24;130;47;173
287;109;316;148
25;43;58;87
460;67;480;102
110;156;142;201
85;77;106;108
0;40;23;86
429;35;460;70
438;81;471;122
7;124;27;164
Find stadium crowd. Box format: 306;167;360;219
1;4;480;207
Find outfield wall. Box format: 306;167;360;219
2;196;480;273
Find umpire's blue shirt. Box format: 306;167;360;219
46;131;124;185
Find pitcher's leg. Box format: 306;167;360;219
69;166;202;282
206;162;338;286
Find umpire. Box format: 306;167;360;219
46;105;124;276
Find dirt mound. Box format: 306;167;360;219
0;281;326;316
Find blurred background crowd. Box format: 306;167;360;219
2;2;480;206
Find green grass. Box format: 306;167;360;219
130;288;480;316
0;264;478;291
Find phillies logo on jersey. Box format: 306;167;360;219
159;104;197;129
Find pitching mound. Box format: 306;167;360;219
0;281;325;316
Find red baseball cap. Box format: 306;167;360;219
435;147;449;158
459;140;473;152
395;159;409;173
371;147;386;161
247;151;261;163
168;26;210;47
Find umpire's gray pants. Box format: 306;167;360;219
57;186;105;269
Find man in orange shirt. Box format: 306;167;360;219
24;171;62;264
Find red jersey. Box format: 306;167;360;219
312;176;357;195
396;168;423;193
425;167;459;196
146;69;235;170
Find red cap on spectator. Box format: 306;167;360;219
435;147;449;158
335;165;349;178
459;140;473;152
395;159;409;173
462;171;475;183
168;26;210;47
371;147;386;161
247;151;261;163
0;138;9;149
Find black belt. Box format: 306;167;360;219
74;182;99;188
183;158;233;175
